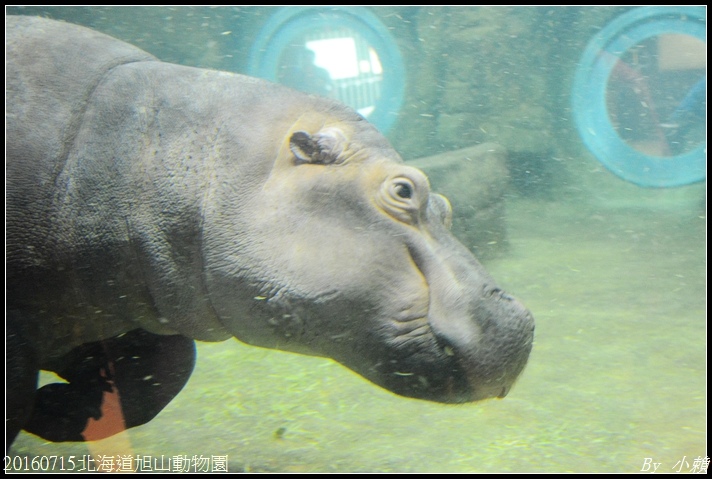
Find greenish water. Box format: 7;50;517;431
11;196;706;473
7;6;706;473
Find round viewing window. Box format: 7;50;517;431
248;7;406;134
572;6;706;187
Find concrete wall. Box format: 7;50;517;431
9;6;703;212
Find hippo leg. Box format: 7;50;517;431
6;316;39;448
25;329;196;442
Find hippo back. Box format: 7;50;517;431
6;16;156;275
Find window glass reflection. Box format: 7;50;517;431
277;29;384;118
606;34;706;157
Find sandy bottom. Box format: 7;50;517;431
10;196;706;473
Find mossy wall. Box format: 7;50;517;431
379;7;630;197
7;6;634;197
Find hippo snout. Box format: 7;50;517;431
446;288;535;402
364;285;534;405
368;218;536;404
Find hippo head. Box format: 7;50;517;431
204;112;534;404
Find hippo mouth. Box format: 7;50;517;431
369;227;535;404
431;299;534;403
375;303;533;404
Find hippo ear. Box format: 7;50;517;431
289;128;346;165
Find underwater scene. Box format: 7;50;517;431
5;6;706;473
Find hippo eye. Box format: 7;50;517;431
378;173;429;225
389;178;416;202
394;181;413;199
430;194;453;230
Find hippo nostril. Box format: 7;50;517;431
487;287;502;295
498;386;509;398
485;287;514;301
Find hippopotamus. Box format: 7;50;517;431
6;15;534;448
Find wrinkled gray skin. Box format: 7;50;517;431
6;16;534;446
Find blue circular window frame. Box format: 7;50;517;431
572;6;706;188
247;7;405;134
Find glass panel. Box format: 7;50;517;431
606;34;706;157
276;28;384;118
